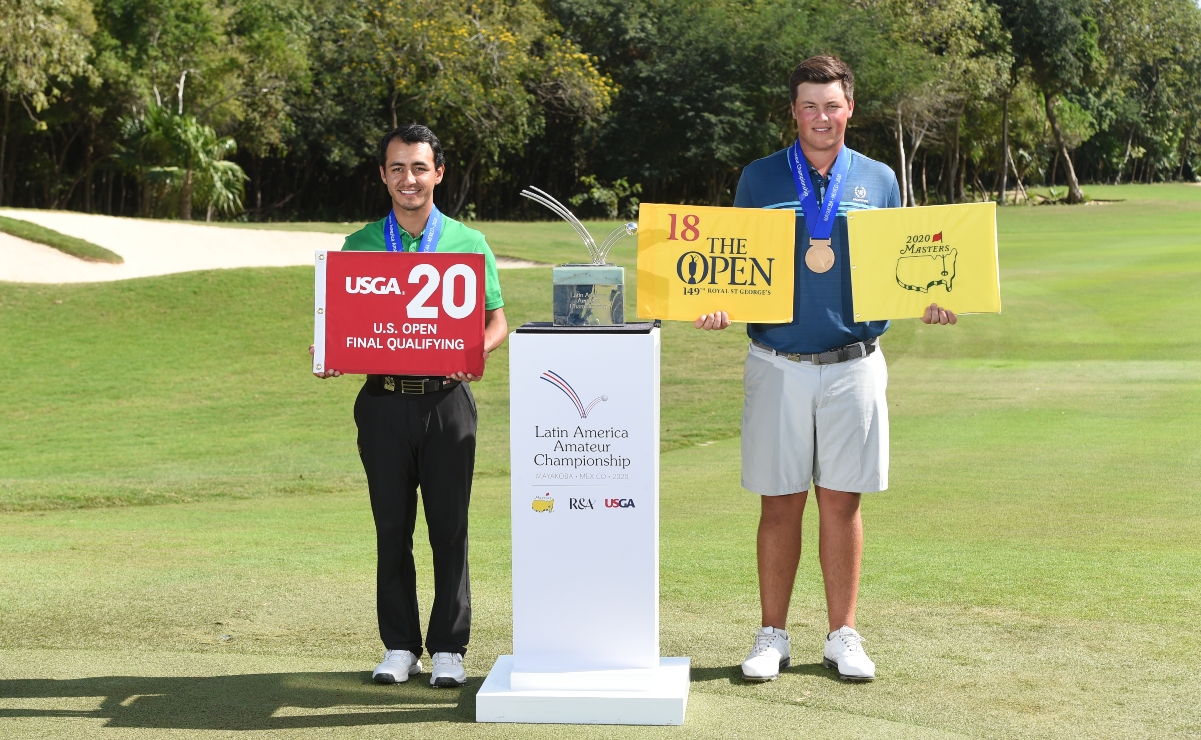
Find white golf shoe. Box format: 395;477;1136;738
742;626;791;681
430;652;467;687
823;626;876;681
372;649;422;684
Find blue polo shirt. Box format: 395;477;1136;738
733;146;901;354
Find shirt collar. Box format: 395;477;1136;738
399;228;423;251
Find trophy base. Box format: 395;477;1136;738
552;264;625;326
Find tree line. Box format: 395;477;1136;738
2;0;1199;222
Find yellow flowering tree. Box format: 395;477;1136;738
351;0;613;215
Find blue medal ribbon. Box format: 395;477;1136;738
384;204;443;253
786;140;850;243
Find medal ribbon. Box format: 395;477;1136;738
384;204;443;253
786;140;850;242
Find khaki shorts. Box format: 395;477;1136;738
741;341;889;495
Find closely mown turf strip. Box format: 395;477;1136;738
1;183;1199;738
0;214;124;263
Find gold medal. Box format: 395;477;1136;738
805;238;835;273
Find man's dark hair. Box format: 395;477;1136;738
789;55;854;103
378;124;445;168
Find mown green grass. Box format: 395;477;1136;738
1;184;1200;738
0;214;123;263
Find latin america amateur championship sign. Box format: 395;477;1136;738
637;203;795;322
847;201;1001;321
313;250;486;377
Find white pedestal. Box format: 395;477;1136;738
477;656;690;725
477;325;689;725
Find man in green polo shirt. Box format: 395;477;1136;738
311;123;508;688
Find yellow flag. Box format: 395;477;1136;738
846;202;1000;321
636;204;795;322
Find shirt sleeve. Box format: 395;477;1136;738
480;237;505;310
887;172;902;208
733;168;753;207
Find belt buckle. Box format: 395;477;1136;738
382;376;395;392
400;379;426;395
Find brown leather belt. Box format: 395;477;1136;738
367;375;460;394
751;337;877;365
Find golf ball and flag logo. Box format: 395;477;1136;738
636;203;795;323
847;201;1001;321
313;250;487;377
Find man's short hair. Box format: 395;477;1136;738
789;56;854;103
378;124;445;168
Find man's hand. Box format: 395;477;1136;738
309;344;342;378
921;303;957;325
694;311;731;331
448;351;487;383
446;307;507;383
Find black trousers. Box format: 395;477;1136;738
354;379;477;658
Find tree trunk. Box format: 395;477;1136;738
999;91;1009;205
906;124;926;207
1044;93;1084;203
948;111;961;203
1050;147;1060;191
974;170;988;202
1007;145;1028;203
1116;126;1135;184
0;93;9;207
84;123;95;212
895;107;908;207
254;154;262;213
1178;125;1190;180
957;151;967;203
934;152;945;203
181;168;194;220
449;154;479;217
921;152;928;205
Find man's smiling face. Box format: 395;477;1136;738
791;81;854;154
380;140;444;213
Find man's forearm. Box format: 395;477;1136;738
483;308;508;353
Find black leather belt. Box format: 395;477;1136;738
751;337;877;365
367;375;460;394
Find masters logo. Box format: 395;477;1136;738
531;493;554;513
896;231;956;293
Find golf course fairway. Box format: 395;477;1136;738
1;184;1199;738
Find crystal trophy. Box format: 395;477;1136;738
519;186;637;326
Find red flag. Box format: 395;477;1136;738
932;231;942;242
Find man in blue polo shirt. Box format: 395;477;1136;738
695;56;956;682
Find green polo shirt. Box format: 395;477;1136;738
342;215;504;310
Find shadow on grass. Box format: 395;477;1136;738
690;662;843;685
0;671;475;729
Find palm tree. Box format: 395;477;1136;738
118;105;246;220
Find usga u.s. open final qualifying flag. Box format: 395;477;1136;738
846;201;1001;322
636;203;795;322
